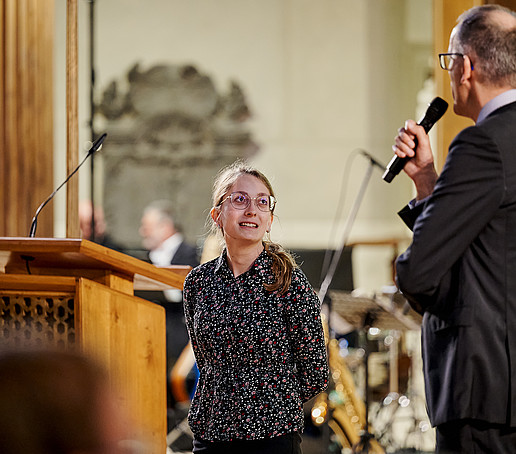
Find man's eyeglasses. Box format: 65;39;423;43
439;53;464;70
220;192;276;212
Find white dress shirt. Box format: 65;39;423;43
149;233;184;302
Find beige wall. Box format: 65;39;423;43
53;0;433;291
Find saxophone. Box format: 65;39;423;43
312;318;384;453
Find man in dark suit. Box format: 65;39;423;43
139;199;200;271
392;5;516;453
138;200;200;415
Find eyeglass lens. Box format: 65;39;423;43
439;53;462;70
442;55;453;69
229;192;274;211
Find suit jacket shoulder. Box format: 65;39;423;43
171;241;200;268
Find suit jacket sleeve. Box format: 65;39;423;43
398;202;425;232
395;125;504;313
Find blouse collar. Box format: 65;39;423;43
214;247;271;278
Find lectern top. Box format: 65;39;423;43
0;237;190;290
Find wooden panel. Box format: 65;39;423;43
486;0;516;10
0;2;4;233
0;0;54;237
76;278;167;453
3;0;19;235
35;0;55;233
433;0;481;170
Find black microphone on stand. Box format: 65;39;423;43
28;133;107;237
359;149;385;171
382;97;448;183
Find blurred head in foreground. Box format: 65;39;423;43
0;349;130;454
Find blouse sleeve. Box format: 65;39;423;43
182;269;205;371
284;269;329;402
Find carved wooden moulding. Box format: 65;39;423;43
0;294;75;348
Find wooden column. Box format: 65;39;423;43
66;0;79;238
0;0;54;237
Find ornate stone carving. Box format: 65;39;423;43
96;63;258;249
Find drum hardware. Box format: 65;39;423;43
313;289;424;453
311;312;384;453
352;310;384;453
310;151;421;452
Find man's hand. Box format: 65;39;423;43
393;119;438;200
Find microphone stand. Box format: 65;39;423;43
318;157;375;305
29;133;107;238
88;0;97;242
318;154;383;453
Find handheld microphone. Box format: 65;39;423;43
28;133;107;237
382;97;448;183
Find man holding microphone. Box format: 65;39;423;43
393;5;516;453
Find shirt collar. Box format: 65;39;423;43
477;89;516;123
214;250;228;274
149;232;183;265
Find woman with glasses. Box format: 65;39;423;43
183;161;328;454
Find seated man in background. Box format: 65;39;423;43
139;199;200;286
137;199;200;426
79;199;123;252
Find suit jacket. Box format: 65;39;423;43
396;101;516;427
136;240;200;306
170;240;199;268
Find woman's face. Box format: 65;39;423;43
212;174;273;247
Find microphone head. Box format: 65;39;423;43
88;133;107;155
419;97;448;133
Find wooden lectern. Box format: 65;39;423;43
0;237;191;453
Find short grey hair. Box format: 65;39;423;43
143;199;182;232
455;4;516;87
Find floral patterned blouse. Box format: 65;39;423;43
183;248;328;442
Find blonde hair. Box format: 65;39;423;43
211;161;297;295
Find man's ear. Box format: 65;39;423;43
461;55;474;84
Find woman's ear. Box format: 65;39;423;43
210;207;222;227
266;213;273;233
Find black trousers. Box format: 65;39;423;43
192;432;302;454
436;419;516;454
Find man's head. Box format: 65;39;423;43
447;5;516;118
139;200;179;251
